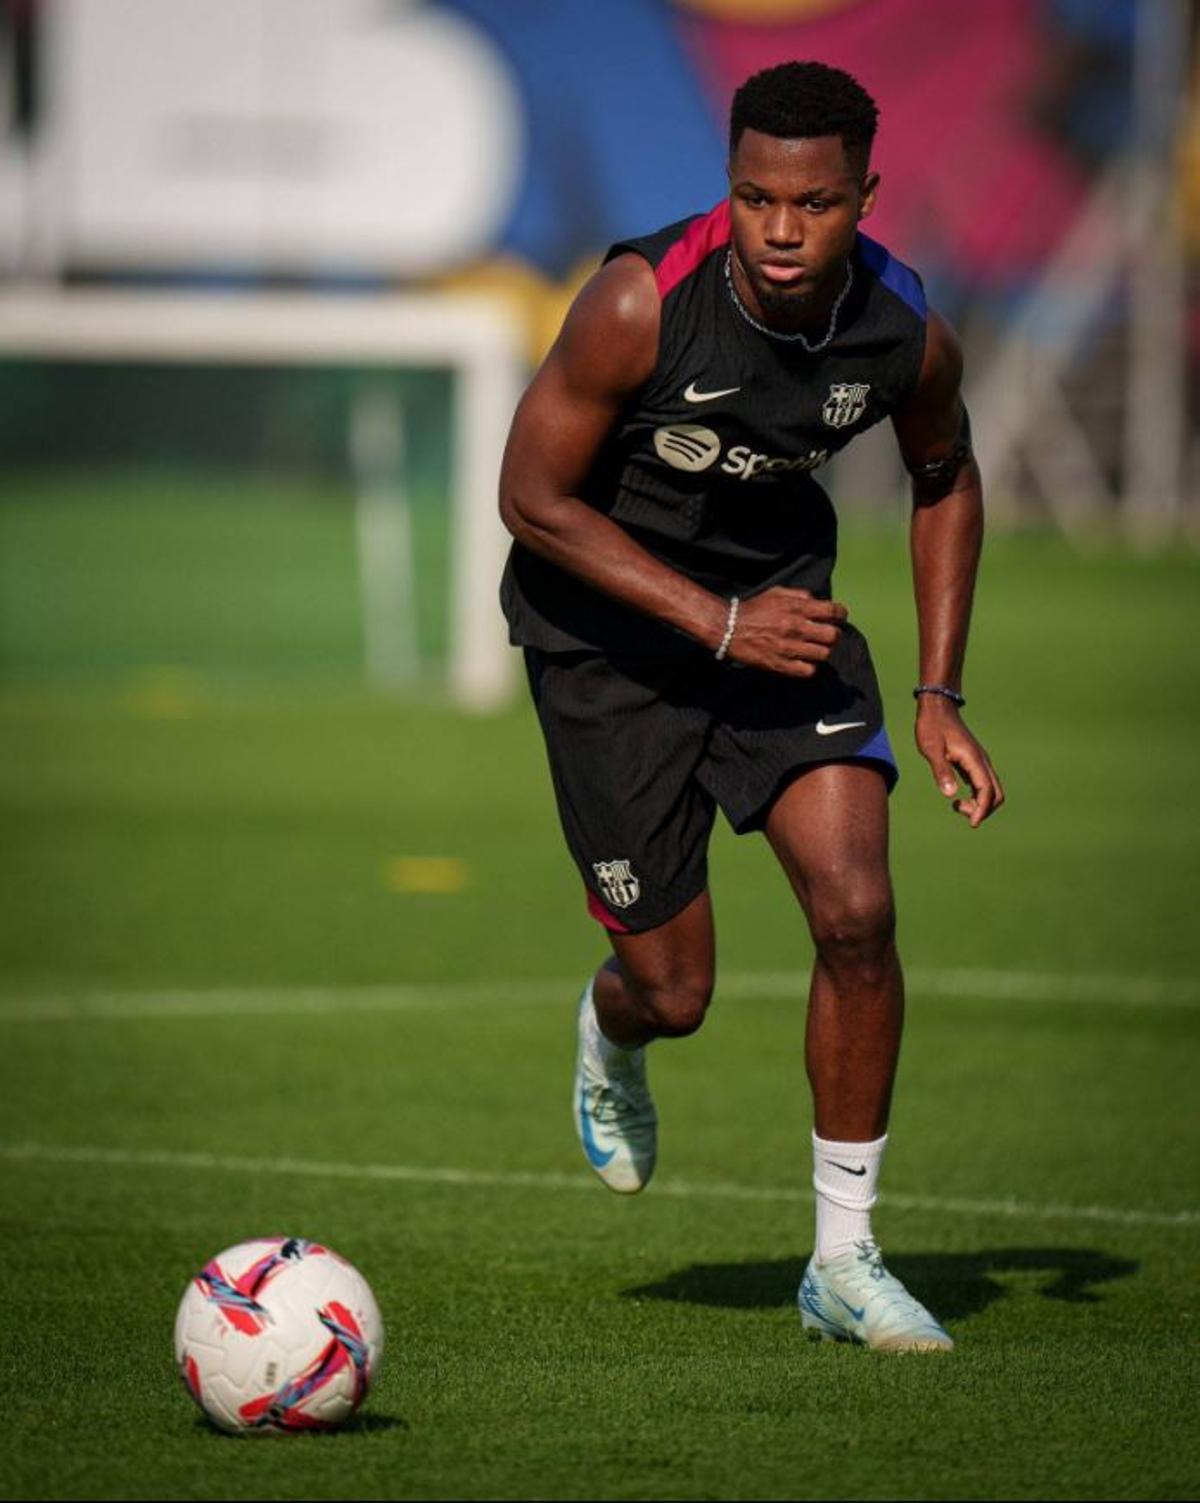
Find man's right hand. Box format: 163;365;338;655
727;587;848;677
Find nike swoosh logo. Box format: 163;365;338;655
829;1161;868;1177
683;381;740;403
578;1088;615;1169
815;718;867;736
833;1291;866;1322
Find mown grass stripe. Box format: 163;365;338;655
1;1141;1195;1230
0;966;1195;1023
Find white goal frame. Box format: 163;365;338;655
0;288;525;710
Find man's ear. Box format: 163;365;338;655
859;171;880;221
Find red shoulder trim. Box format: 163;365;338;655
655;201;731;300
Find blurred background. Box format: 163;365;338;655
1;0;1198;996
0;0;1196;709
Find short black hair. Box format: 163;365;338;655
729;61;879;172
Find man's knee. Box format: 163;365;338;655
809;881;896;974
628;974;713;1038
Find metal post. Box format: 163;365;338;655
1123;0;1190;541
351;383;419;691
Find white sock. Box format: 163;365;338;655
812;1130;887;1264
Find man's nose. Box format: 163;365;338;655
764;208;803;247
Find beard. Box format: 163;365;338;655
740;254;850;333
754;275;815;316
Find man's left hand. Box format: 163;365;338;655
915;698;1005;828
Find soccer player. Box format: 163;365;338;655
498;61;1004;1352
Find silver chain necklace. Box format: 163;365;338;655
724;251;853;352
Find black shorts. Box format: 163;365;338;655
525;623;897;935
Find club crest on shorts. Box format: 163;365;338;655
592;859;640;909
821;382;871;429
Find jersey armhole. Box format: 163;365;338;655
603;242;651;268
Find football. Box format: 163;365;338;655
174;1237;384;1434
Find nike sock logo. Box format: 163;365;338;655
829;1161;868;1176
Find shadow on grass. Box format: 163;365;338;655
621;1248;1139;1320
193;1410;407;1439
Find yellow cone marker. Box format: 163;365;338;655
385;857;471;894
124;669;203;720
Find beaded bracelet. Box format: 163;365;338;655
913;683;966;707
715;596;740;661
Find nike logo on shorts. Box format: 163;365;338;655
815;718;867;736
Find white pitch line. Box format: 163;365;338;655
0;1142;1195;1231
0;967;1196;1023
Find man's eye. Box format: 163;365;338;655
806;201;828;213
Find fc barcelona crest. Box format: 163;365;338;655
593;859;640;909
822;382;871;429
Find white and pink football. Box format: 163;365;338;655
174;1237;384;1434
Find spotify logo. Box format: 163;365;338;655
653;424;721;473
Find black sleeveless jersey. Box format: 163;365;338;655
501;200;927;656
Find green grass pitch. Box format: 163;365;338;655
0;480;1198;1499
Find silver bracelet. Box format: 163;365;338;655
715;596;739;661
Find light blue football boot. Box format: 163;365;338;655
573;979;657;1194
799;1239;954;1352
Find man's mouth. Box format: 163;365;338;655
758;259;808;287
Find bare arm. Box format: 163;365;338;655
891;309;1005;827
499;254;846;676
